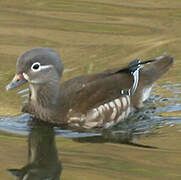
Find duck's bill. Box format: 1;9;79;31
6;74;27;91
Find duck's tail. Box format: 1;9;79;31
139;55;174;86
130;55;174;108
117;55;173;82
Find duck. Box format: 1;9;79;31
6;47;173;129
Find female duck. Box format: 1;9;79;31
6;48;173;129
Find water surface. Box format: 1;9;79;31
0;0;181;179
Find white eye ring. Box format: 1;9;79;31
31;62;41;72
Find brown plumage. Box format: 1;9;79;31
6;48;173;129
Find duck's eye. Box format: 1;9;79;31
31;62;41;72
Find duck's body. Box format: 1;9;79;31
25;69;134;129
7;48;173;129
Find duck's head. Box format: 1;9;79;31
6;47;63;90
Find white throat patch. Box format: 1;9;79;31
29;84;37;101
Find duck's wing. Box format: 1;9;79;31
62;56;173;112
61;56;173;128
61;67;133;112
61;68;134;129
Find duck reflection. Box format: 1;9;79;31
7;119;62;180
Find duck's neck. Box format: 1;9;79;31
29;80;61;108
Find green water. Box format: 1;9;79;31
0;0;181;179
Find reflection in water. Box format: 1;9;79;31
7;120;62;180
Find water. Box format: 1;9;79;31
0;0;181;179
